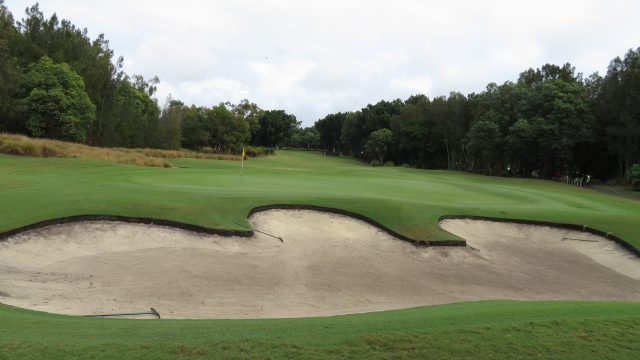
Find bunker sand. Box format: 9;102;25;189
0;210;638;319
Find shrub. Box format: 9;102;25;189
245;146;275;157
400;163;412;168
370;160;381;167
629;163;640;190
384;161;395;167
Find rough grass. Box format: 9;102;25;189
0;133;241;167
118;147;241;161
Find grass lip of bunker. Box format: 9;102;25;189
0;204;467;246
3;204;640;254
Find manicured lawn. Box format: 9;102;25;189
1;151;639;358
1;150;639;248
1;301;639;359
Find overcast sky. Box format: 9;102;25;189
7;0;640;125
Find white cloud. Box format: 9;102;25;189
180;78;251;103
250;59;317;95
7;0;640;124
391;76;433;94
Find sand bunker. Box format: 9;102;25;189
0;210;638;319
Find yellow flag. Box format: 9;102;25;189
242;147;246;158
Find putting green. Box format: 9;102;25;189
1;151;639;249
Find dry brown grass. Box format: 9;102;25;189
119;148;241;161
0;133;240;167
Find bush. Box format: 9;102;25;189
370;160;381;167
245;146;275;157
629;163;640;190
400;163;412;168
384;161;395;167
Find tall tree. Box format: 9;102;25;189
227;99;263;143
390;95;430;166
207;104;249;152
364;128;393;164
505;118;535;175
21;56;95;142
157;97;183;149
287;127;320;149
340;99;403;158
254;110;298;147
181;105;208;149
599;48;640;175
0;0;22;132
315;112;348;153
465;120;502;174
99;78;159;148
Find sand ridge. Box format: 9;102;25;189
0;210;638;319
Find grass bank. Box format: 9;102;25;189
1;150;639;248
1;301;639;359
1;149;639;358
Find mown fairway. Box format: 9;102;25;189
1;151;640;359
1;150;639;247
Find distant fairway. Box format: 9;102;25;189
1;150;639;248
1;150;640;359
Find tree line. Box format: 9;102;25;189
0;2;298;153
2;2;638;181
314;51;640;181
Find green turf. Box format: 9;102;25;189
1;150;639;248
1;301;639;359
1;151;639;359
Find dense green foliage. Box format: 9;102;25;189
2;2;638;177
286;126;320;149
0;2;166;147
364;128;393;163
0;2;295;152
253;109;299;147
98;77;161;148
1;150;639;249
314;56;640;180
629;163;640;190
21;56;95;142
1;301;639;359
181;103;250;153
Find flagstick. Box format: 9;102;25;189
240;148;244;184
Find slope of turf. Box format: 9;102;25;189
1;150;639;248
1;301;639;359
1;151;639;358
